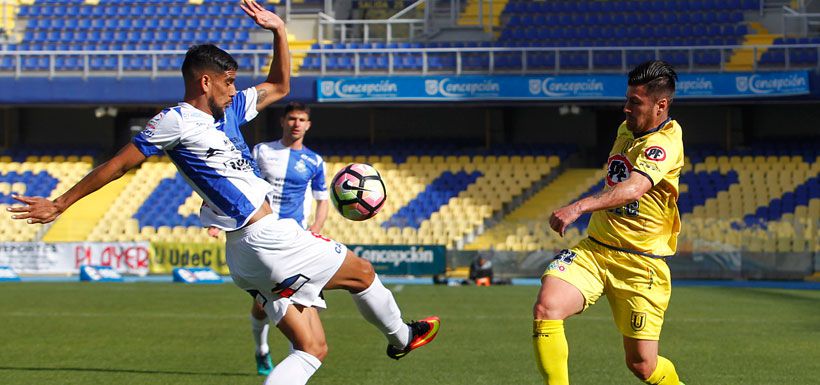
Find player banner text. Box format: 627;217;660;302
0;242;150;275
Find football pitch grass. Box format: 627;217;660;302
1;282;818;385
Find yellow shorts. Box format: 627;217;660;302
543;238;672;340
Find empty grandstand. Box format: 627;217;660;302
0;0;817;282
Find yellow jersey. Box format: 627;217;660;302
587;118;684;257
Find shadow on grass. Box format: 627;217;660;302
0;366;254;377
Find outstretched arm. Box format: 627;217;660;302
548;173;652;236
8;143;146;224
240;0;290;111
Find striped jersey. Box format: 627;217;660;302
587;118;684;257
132;87;272;231
252;140;328;228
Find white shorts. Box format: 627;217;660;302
225;215;347;325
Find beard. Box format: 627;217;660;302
208;96;225;121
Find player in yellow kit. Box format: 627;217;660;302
532;60;685;385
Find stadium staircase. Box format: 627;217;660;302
43;172;133;241
465;169;601;252
726;22;778;71
0;0;20;39
289;37;317;74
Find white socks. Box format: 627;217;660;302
264;350;321;385
351;275;411;349
250;314;270;356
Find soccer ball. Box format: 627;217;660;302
330;163;387;221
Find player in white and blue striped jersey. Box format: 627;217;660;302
10;2;439;384
254;102;328;232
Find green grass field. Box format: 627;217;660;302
0;282;818;385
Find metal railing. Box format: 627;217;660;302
425;0;497;35
302;44;820;76
783;5;820;37
318;0;426;43
0;49;269;79
280;0;333;23
1;45;819;78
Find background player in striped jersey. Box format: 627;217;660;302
240;102;330;375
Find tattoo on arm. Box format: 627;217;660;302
256;88;268;106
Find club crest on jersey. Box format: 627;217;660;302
272;274;311;299
606;154;633;187
547;249;576;272
294;159;309;175
644;146;666;161
630;311;647;331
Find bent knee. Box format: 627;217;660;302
532;299;571;320
251;302;267;319
347;252;376;289
298;341;328;362
625;360;654;381
353;255;375;279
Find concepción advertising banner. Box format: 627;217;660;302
317;71;810;102
349;245;446;276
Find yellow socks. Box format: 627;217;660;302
532;319;569;385
533;319;680;385
644;356;680;385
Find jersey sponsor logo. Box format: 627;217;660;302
341;179;374;192
224;158;253;172
141;112;164;138
644;146;666;161
637;161;660;172
606;154;633;187
630;311;647;331
300;153;320;166
272;274;311;299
